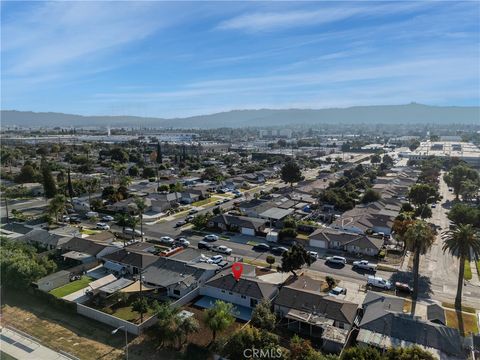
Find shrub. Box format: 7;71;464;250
325;276;336;289
278;227;297;240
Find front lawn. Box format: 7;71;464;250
464;260;472;280
102;305;155;324
442;302;476;314
49;276;93;298
445;309;479;335
192;198;216;207
476;260;480;276
80;229;100;235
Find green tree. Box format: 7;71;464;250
266;255;275;268
128;166;139;177
361;188;381;204
251;300;276;331
142;167;156;179
131;296;149;323
156;142;163;164
340;346;382;360
370;154;381;164
221;326;279;360
177;316;199;348
444;164;480;200
204;300;235;343
448;203;479;227
280;243;312;277
15;164;36;184
414;204;432;219
442;224;480;309
408;183;438;206
281;160;303;187
403;220;435;300
41;158;57;198
153;301;180;348
85;177;100;209
289;334;326;360
48;194;66;223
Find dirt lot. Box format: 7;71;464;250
1;290;178;360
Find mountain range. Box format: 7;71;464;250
1;104;479;129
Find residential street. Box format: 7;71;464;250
418;171;480;307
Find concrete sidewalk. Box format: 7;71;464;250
0;326;76;360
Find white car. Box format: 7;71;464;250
352;260;377;272
85;211;99;218
326;256;347;265
204;234;219;242
367;276;392;290
175;238;190;248
160;236;175;245
307;251;318;260
96;222;110;230
214;245;232;255
124;228;144;237
215;200;223;205
207;255;223;264
102;215;114;222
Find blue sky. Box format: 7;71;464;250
1;1;479;118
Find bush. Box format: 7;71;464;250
278;227;297;240
266;255;275;268
325;276;336;289
378;250;386;259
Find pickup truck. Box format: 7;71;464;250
212;245;232;255
352;260;377;272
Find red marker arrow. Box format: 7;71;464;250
232;262;243;281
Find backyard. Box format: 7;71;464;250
445;309;479;335
49;276;93;298
101;305;156;324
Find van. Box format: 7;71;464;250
367;276;392;290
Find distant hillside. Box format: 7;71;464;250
2;104;479;128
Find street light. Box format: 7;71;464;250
112;325;128;360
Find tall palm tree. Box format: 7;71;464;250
134;197;146;242
442;224;480;309
177;316;199;348
204;300;235;344
115;213;130;247
403;220;435;300
48;194;66;223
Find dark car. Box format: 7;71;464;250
271;246;289;255
198;241;213;250
395;282;413;294
69;216;81;224
253;243;270;251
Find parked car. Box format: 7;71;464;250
326;256;347;265
124;228;144;237
367;276;393;290
215;200;223;205
329;286;347;296
253;243;270;251
102;215;114;222
395;282;413;294
222;198;229;203
352;260;377;272
214;245;232;255
234;193;242;199
307;251;318;260
175;237;190;248
96;222;110;230
69;216;81;224
207;255;224;264
185;215;195;222
431;203;436;208
204;234;219;242
189;209;199;215
271;246;289;255
160;236;175;245
175;220;187;227
198;241;213;250
85;211;99;219
62;215;70;222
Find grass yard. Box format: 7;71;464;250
49;276;93;298
102;306;156;324
243;258;269;268
80;229;100;235
445;309;479;335
442;302;476;314
377;264;397;272
246;240;259;246
464;260;472;280
476;260;480;277
192;198;216;207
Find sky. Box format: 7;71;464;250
1;1;479;118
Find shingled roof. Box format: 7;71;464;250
205;272;277;300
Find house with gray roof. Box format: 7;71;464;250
142;257;217;299
198;269;278;320
357;292;466;359
208;214;267;236
101;248;158;275
17;228;72;250
309;228;384;256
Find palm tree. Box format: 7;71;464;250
177;316;199;348
204;300;235;344
85;177;100;210
48;194;66;223
134;197;147;242
153;301;180;348
127;215;139;242
442;224;480;309
403;220;435;300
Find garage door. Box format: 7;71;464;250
310;239;327;248
241;228;255;236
